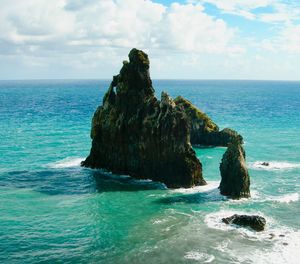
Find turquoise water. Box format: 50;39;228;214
0;80;299;263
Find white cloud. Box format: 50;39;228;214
194;0;300;23
153;3;238;53
0;0;75;44
0;0;299;80
281;24;300;52
67;0;165;48
194;0;273;20
262;24;300;53
197;0;273;12
0;0;238;58
259;2;300;23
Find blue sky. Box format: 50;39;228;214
1;0;300;80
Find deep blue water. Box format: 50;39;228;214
0;80;299;263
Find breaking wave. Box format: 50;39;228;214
248;161;300;171
265;193;299;203
47;157;84;169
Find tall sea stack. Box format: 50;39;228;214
219;139;251;198
82;48;206;188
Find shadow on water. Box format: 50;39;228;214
193;145;223;149
92;170;166;192
155;188;226;205
0;168;165;195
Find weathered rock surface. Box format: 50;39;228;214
82;48;206;188
174;96;242;146
219;139;250;198
222;214;266;231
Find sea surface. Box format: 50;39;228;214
0;79;299;263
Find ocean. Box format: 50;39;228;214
0;79;299;263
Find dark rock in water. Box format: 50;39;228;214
82;48;206;188
174;96;243;146
219;139;250;198
222;214;266;231
261;162;269;166
268;233;275;239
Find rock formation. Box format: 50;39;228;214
82;48;251;193
174;96;243;146
222;214;266;231
82;48;206;188
219;139;250;198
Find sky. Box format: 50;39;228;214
0;0;300;80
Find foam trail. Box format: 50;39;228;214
255;230;300;264
232;230;300;264
266;193;299;203
48;157;84;168
184;251;215;262
171;181;220;194
204;210;271;238
248;161;300;171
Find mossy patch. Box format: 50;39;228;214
174;96;218;132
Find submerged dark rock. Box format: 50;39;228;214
174;96;242;146
261;162;269;166
222;214;266;231
82;48;206;188
219;139;250;198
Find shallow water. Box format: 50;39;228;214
0;80;299;263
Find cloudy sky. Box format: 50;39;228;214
1;0;300;80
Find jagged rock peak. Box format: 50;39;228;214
82;48;206;188
128;48;150;69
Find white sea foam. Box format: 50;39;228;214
204;208;300;264
251;230;300;264
228;229;300;264
47;157;84;168
265;193;299;203
152;219;165;224
184;251;215;262
221;190;260;205
214;240;230;253
171;181;220;194
224;190;299;206
204;210;272;239
248;161;300;171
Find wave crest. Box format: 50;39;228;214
47;157;84;169
170;181;220;194
248;161;300;171
265;193;299;203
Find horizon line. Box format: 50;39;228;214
1;78;300;82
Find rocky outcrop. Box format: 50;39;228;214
219;139;250;198
222;214;266;231
174;96;243;147
82;48;206;188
